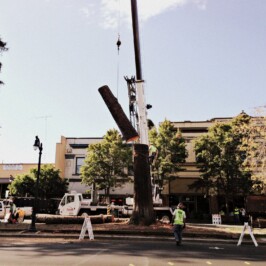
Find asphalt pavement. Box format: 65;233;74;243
1;236;266;266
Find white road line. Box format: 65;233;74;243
73;248;108;266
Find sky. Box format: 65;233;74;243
0;0;265;164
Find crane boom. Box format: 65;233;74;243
131;0;142;80
129;0;149;145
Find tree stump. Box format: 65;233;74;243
130;144;155;225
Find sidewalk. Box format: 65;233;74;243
0;219;265;245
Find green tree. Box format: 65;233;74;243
239;107;266;194
8;174;35;197
192;113;258;214
8;164;68;198
0;37;8;85
81;129;133;203
149;119;187;188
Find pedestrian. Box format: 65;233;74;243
172;202;186;245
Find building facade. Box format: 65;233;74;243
169;118;230;215
0;163;38;198
55;117;231;215
55;136;135;198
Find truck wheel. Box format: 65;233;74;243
81;212;89;217
160;215;170;224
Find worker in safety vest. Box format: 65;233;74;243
172;202;186;246
234;206;240;224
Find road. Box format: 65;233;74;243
0;237;265;266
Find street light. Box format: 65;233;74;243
29;136;43;232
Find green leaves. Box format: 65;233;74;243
8;164;68;198
81;129;133;195
193;113;259;202
149;119;188;183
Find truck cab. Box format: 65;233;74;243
58;192;92;216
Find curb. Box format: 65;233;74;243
0;232;264;246
1;221;265;246
0;230;265;246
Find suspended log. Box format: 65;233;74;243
98;85;139;142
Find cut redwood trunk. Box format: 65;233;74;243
130;143;155;225
98;85;139;142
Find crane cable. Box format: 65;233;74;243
116;0;121;99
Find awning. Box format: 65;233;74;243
0;178;12;184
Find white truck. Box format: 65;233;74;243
58;192;121;216
58;188;173;222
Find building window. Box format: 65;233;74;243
76;157;85;175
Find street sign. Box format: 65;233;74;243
79;217;94;240
237;222;258;247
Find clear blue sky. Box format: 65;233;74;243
0;0;265;163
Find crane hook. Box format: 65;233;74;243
116;35;121;51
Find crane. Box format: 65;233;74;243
125;0;150;145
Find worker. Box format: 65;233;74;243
219;209;225;216
149;143;158;165
234;206;240;224
172;202;186;246
16;208;25;223
240;207;246;224
8;200;18;224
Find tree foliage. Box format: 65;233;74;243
8;164;68;198
149;119;187;186
81;129;133;202
0;37;8;85
191;112;260;212
239;107;266;193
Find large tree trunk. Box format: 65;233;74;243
98;85;139;142
209;195;219;214
36;214;114;224
130;144;155;225
92;183;98;204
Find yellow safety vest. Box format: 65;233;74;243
174;209;185;225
